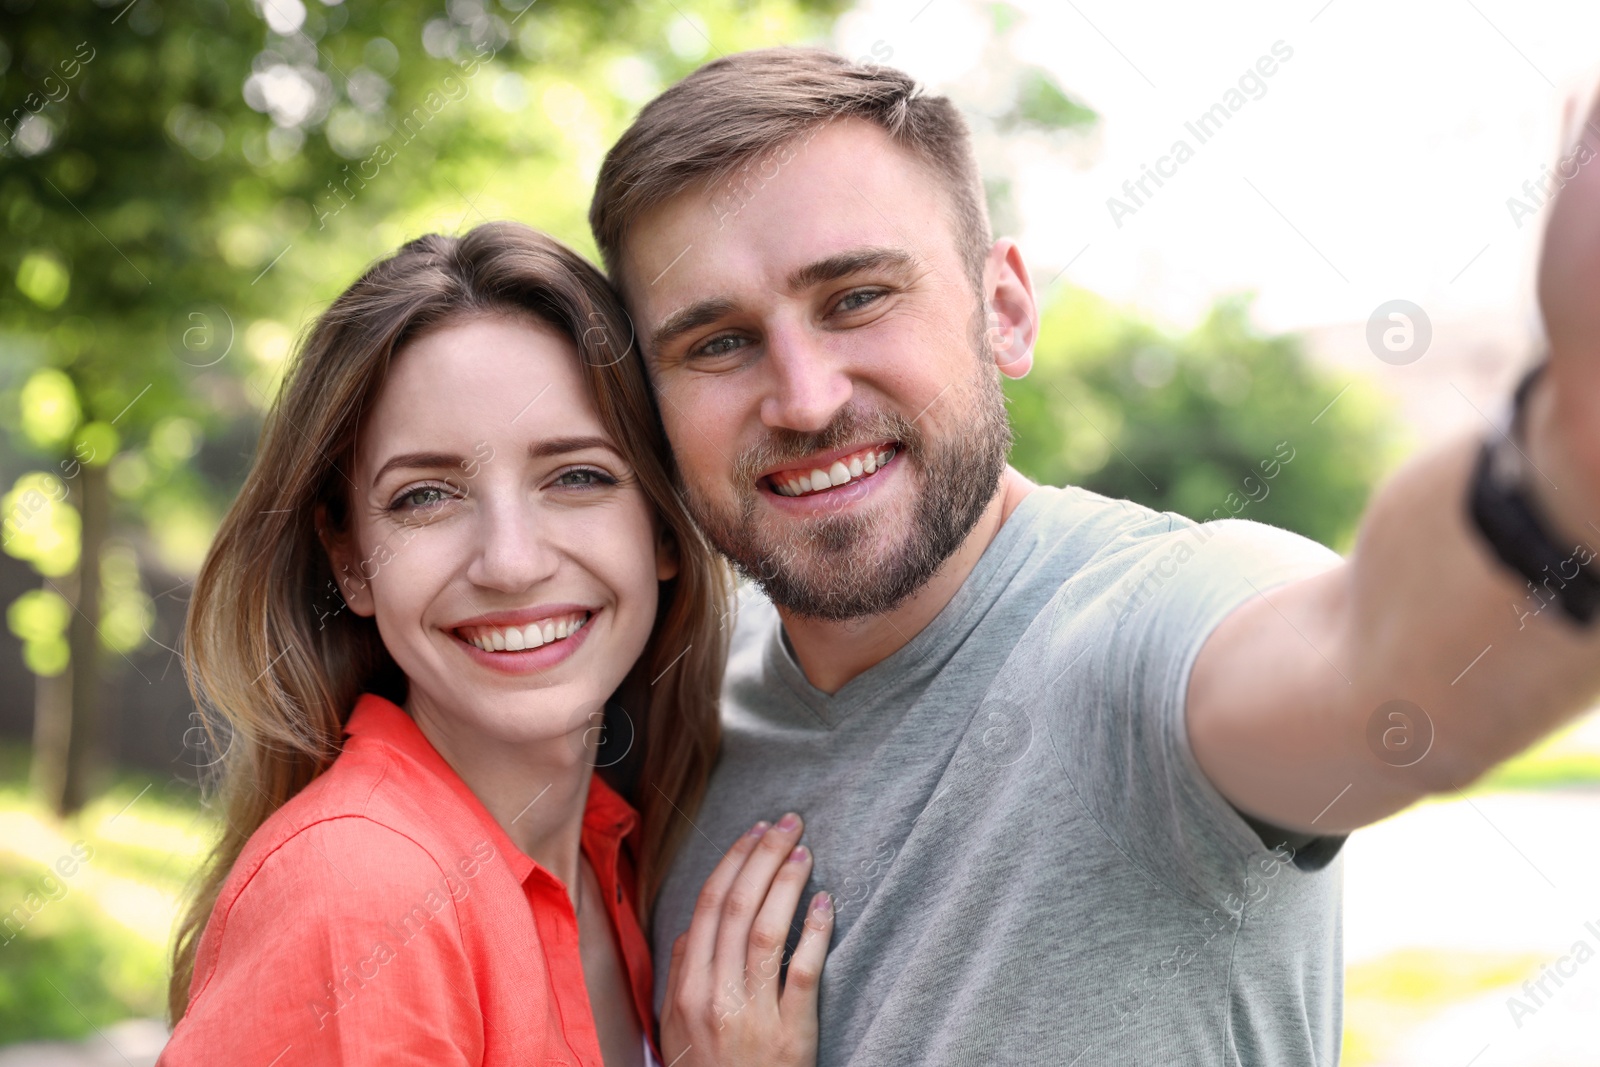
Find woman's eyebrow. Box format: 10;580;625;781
371;451;465;485
528;435;619;459
371;437;618;485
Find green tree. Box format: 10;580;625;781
0;0;847;815
1006;287;1401;551
925;6;1399;549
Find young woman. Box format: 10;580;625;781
160;222;833;1067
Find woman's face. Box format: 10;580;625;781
327;312;675;753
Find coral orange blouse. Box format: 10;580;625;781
160;693;659;1066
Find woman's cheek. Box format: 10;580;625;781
592;496;664;646
368;524;461;636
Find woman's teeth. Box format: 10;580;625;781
770;446;896;497
459;612;590;653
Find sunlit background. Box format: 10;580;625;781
3;0;1599;1063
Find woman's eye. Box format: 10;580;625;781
389;485;453;513
554;467;616;488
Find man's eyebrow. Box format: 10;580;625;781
785;246;917;292
649;298;739;354
647;247;917;356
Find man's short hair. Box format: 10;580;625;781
589;47;991;293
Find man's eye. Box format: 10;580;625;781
836;289;885;313
690;334;746;359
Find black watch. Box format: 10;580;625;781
1466;362;1600;626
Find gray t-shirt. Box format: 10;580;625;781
652;484;1346;1065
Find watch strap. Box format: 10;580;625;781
1466;363;1600;625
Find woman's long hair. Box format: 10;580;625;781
168;222;730;1022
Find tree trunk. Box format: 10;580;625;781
28;610;73;808
30;461;109;816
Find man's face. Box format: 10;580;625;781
620;119;1018;621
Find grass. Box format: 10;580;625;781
0;744;213;1045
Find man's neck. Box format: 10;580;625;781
778;466;1037;695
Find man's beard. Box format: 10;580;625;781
680;323;1013;622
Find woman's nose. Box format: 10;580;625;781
464;496;559;594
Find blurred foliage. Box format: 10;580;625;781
1006;288;1403;551
0;0;848;607
1000;66;1097;133
0;0;849;810
0;862;168;1041
0;743;207;1042
963;2;1098;238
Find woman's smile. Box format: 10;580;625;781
448;605;602;675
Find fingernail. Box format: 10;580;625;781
776;812;801;831
789;845;808;862
748;820;771;838
812;892;833;915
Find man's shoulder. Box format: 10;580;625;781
989;488;1343;676
963;483;1200;616
1012;483;1180;563
1022;485;1340;598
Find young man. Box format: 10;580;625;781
588;48;1600;1064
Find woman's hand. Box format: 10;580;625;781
660;813;834;1067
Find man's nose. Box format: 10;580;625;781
758;318;852;434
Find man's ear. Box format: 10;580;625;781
314;503;376;617
981;238;1038;380
655;521;681;583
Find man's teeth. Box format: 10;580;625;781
460;612;590;653
771;446;896;497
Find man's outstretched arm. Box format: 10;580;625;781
1186;89;1600;836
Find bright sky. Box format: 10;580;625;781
834;0;1600;337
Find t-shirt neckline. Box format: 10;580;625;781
764;485;1057;727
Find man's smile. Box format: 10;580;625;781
762;441;900;498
